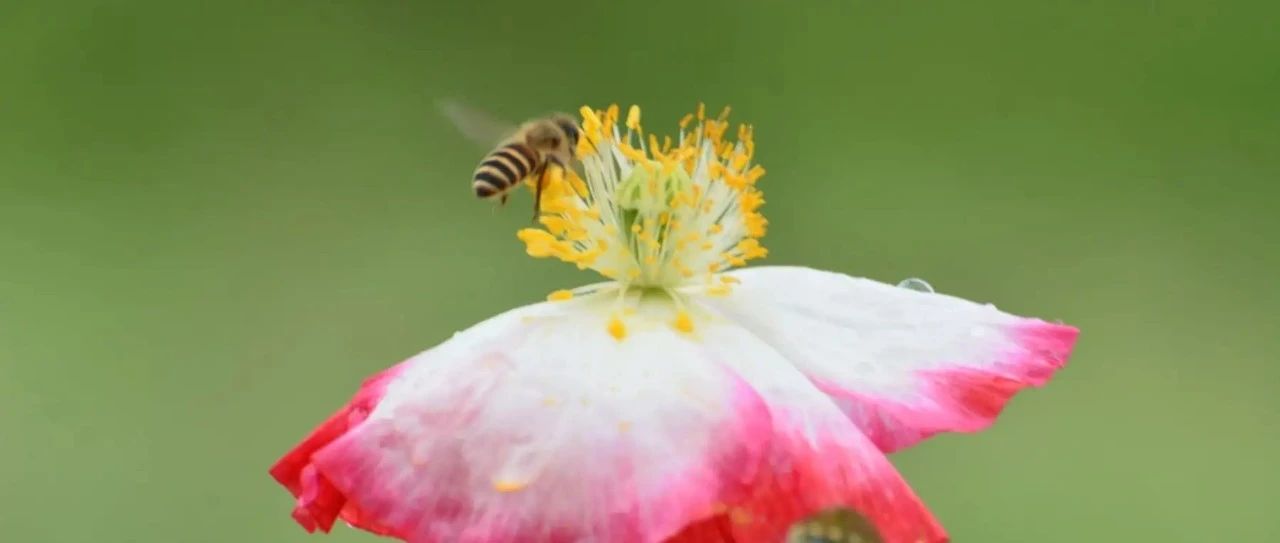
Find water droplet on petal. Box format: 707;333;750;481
897;277;934;293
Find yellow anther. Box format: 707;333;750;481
731;153;749;171
719;275;740;284
619;143;647;163
745;213;768;238
679;113;694;129
708;224;724;234
630;223;642;234
700;241;714;250
746;164;766;184
539;215;569;235
547;289;573;302
673;311;694;333
696;103;706;121
707;284;732;297
575;136;595;157
737;238;768;258
717;105;731;121
626;105;641;131
740;190;764;212
720;142;735;159
607;316;627;341
708;161;725;180
579;106;601;130
606;104;620;124
568;170;589;197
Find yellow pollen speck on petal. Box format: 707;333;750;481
607;317;627;341
542;395;560;406
618;421;632;433
729;508;752;525
547;289;573;302
673;311;694;333
719;275;740;284
493;479;528;493
410;447;428;467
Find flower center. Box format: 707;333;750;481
517;104;769;339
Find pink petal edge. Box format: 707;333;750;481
269;359;951;542
818;320;1079;453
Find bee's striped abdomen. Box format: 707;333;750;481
473;142;540;199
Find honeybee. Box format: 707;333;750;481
437;99;580;220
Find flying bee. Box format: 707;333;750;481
437;100;581;220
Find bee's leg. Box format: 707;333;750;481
499;193;509;206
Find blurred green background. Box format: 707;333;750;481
3;1;1277;541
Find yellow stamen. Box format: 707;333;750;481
515;103;768;295
626;105;641;131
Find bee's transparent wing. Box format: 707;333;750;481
436;98;520;147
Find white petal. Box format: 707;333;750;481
274;294;949;543
304;299;774;542
710;266;1079;453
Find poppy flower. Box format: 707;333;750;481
270;104;1078;543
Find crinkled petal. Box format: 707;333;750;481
711;266;1078;453
269;295;947;543
271;300;774;543
665;322;947;543
270;363;406;534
